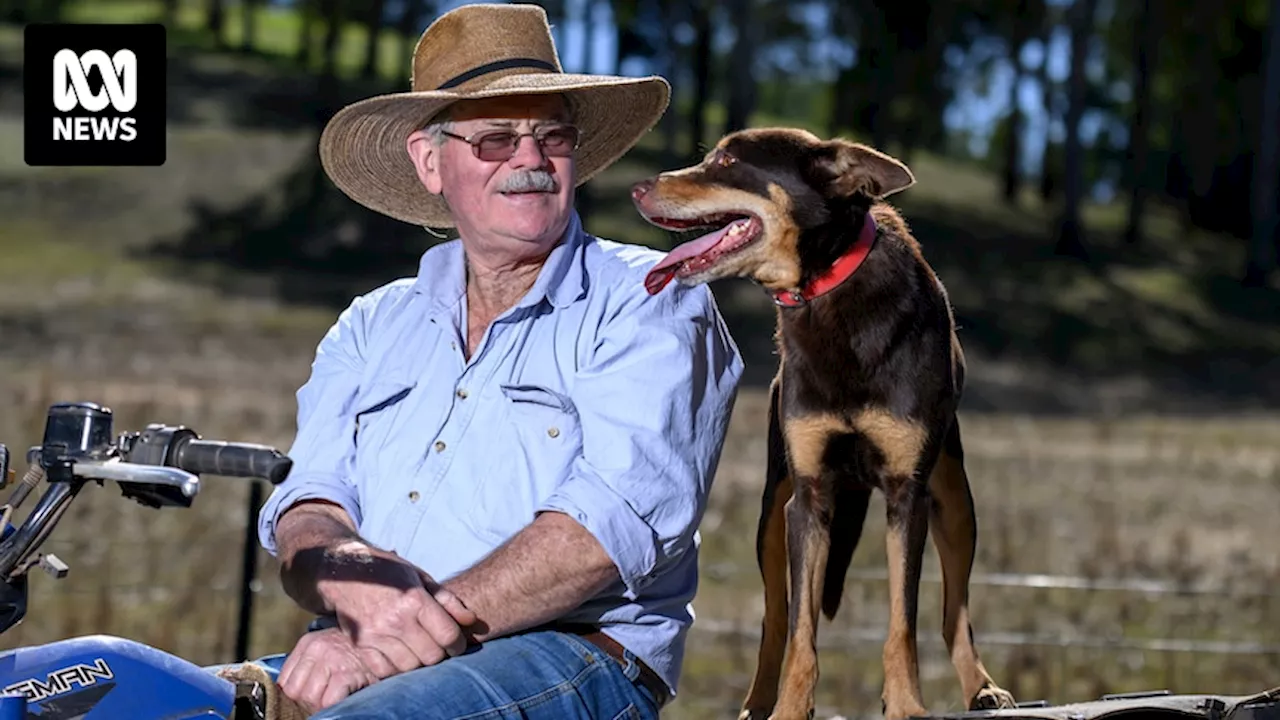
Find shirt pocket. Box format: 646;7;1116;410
351;379;416;481
465;383;584;543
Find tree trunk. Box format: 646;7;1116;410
867;10;894;151
1182;0;1219;231
903;0;955;161
397;0;426;87
1244;0;1280;286
1123;0;1159;245
319;0;342;80
688;0;712;159
658;0;680;165
207;0;225;47
362;0;386;79
1002;0;1034;204
827;1;859;137
721;0;757;135
296;0;314;68
1037;12;1057;203
240;0;258;52
1054;0;1098;261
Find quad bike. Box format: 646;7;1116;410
0;400;295;719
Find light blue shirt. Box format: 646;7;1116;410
257;211;744;696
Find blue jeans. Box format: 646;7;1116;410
237;630;661;719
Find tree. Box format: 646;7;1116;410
1244;0;1280;286
1054;0;1098;261
1123;0;1160;245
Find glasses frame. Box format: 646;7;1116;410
439;124;582;162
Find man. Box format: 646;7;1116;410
250;3;744;719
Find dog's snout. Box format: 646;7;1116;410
631;178;655;201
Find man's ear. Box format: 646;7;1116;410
808;139;915;199
407;130;444;195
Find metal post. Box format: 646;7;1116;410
235;480;264;662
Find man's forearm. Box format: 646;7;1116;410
275;500;365;615
441;510;620;641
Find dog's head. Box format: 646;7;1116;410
632;127;914;295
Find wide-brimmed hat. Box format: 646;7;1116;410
317;2;671;228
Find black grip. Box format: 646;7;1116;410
174;439;293;484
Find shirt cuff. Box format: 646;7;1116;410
535;470;660;600
256;473;363;557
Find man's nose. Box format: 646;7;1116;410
509;134;548;167
631;178;655;201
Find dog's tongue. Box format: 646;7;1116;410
643;223;737;295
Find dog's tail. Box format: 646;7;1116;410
822;482;872;620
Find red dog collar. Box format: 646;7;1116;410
770;213;878;307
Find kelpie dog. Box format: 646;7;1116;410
630;128;1016;720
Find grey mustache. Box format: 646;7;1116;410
498;170;559;193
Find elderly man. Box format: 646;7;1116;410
250;3;743;719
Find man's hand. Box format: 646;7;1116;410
278;627;379;713
316;540;478;676
275;501;479;683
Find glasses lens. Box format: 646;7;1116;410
473;130;519;161
537;126;579;156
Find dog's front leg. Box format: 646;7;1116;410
770;416;841;720
881;473;931;720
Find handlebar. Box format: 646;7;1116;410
173;439;293;485
0;401;295;615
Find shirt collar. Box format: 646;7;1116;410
412;210;588;316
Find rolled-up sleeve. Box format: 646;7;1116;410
257;297;370;557
536;281;744;599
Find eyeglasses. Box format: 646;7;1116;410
440;124;581;162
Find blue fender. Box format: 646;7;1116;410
0;634;236;719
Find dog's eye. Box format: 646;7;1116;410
716;151;736;167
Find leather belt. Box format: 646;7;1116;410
552;623;671;709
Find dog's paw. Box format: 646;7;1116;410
969;684;1016;711
761;711;815;720
882;698;930;720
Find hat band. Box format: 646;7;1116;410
437;57;558;90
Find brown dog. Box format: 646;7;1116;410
631;128;1017;720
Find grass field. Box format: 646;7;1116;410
2;4;1279;718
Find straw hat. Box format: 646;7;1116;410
318;2;671;228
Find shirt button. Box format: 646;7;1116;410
547;427;560;438
434;440;446;452
456;388;468;399
408;491;420;502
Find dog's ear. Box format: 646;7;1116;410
807;140;915;199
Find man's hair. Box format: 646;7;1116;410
421;93;580;146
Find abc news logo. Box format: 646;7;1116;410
53;49;139;142
25;24;165;167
